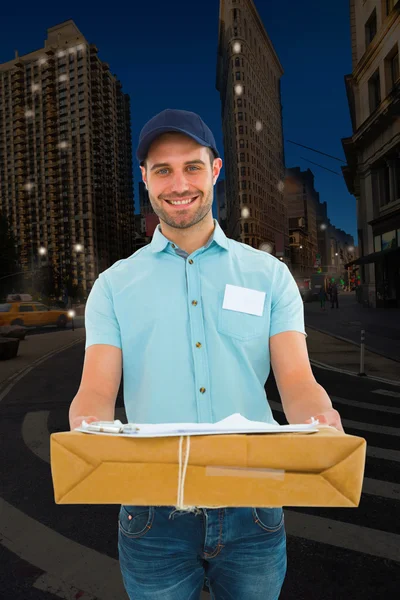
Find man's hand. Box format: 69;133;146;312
305;408;344;432
70;415;100;431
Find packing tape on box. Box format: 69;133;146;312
175;435;285;511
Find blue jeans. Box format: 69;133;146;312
118;505;287;599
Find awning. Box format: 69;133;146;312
345;245;400;268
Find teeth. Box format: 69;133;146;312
169;197;196;205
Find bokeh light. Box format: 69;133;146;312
277;180;285;193
241;207;250;218
234;84;243;96
255;121;263;132
259;242;273;253
233;42;241;54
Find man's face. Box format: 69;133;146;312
140;133;222;230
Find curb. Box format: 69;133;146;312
309;359;400;388
305;325;400;364
0;335;85;401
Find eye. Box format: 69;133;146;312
155;168;169;175
187;166;200;171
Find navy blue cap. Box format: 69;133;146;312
136;109;219;164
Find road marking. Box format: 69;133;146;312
284;510;400;563
331;395;400;415
309;359;400;387
1;492;400;600
33;573;97;599
0;335;85;402
269;400;400;437
0;498;127;599
367;446;400;462
22;410;400;498
372;389;400;399
361;478;400;500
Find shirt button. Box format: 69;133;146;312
192;300;198;306
188;259;194;264
200;387;206;394
171;244;176;249
196;342;202;348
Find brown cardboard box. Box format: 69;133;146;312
50;427;366;507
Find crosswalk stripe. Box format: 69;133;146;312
361;478;400;500
268;400;400;436
331;395;400;415
372;389;400;399
284;510;400;563
0;497;126;599
33;573;97;600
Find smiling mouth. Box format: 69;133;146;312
164;195;199;207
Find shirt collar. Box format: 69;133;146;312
150;218;229;254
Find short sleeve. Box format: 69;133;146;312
269;261;307;338
84;273;122;350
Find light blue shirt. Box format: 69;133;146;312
84;219;306;425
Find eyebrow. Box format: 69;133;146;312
150;159;206;172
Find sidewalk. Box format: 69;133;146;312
1;316;399;390
304;291;400;363
306;327;400;383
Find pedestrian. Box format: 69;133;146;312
69;109;344;599
331;282;339;309
318;285;327;310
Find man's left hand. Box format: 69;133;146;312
305;408;344;432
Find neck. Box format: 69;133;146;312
160;214;215;255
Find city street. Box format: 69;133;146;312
304;291;400;362
1;334;400;599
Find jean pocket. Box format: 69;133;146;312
118;505;154;539
252;507;284;533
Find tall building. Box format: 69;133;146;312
216;179;227;230
216;0;288;262
342;1;400;308
0;20;135;296
138;181;152;215
284;167;319;278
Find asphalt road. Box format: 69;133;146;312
1;340;400;599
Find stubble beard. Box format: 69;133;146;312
149;183;213;230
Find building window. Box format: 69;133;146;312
386;0;397;16
238;112;243;121
386;47;400;92
235;71;241;80
365;9;377;48
368;69;381;113
235;57;240;67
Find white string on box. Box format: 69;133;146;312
176;435;197;511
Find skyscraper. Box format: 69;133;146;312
216;0;288;262
0;20;134;296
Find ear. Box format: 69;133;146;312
212;158;223;185
140;165;147;188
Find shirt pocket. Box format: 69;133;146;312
217;292;269;342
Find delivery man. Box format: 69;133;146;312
69;109;343;599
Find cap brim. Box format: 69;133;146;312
137;126;218;162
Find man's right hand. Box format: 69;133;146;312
70;415;100;431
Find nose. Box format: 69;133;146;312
168;170;192;196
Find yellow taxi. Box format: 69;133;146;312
0;296;73;329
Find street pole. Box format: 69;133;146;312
358;329;366;377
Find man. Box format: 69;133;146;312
69;109;343;599
330;282;339;309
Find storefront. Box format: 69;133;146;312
347;244;400;308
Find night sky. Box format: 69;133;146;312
0;0;357;240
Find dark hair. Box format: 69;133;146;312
142;146;215;170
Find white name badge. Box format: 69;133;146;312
222;284;266;317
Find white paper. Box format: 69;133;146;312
222;284;266;317
76;413;320;438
